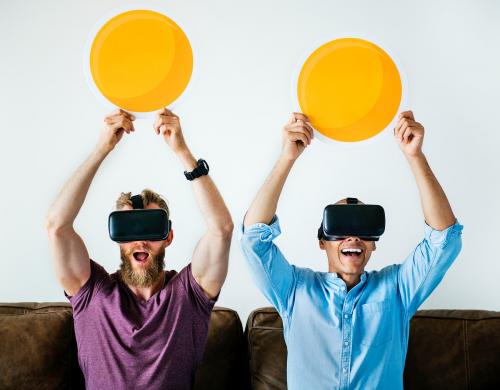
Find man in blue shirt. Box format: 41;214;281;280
239;110;463;389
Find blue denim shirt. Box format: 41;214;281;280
239;215;463;390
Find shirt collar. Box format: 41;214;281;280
323;270;368;288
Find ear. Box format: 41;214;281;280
371;241;376;251
319;239;326;251
164;229;174;247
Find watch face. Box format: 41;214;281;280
184;159;208;180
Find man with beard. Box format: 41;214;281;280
46;108;233;390
240;110;463;389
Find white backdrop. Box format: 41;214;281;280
1;0;499;322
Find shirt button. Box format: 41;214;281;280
343;368;347;373
344;314;349;318
344;341;349;346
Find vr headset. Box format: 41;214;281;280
108;194;172;243
317;198;385;241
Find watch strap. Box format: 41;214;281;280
184;159;209;181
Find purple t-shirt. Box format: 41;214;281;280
65;259;216;390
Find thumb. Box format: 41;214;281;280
287;113;297;125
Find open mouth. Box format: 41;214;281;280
340;248;363;260
133;251;150;263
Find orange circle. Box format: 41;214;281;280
297;38;403;142
90;10;193;113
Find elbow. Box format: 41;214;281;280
221;219;235;239
212;219;234;240
45;214;72;235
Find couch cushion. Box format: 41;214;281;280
404;310;500;389
245;308;287;390
246;307;500;390
194;306;250;389
0;303;249;390
0;303;84;390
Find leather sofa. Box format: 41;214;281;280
1;303;499;389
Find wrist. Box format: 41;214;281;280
276;154;296;174
94;145;111;160
278;153;298;165
404;151;426;163
176;148;197;170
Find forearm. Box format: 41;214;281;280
244;156;295;227
406;152;456;230
46;147;108;230
177;149;233;237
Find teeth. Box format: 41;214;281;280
342;248;362;254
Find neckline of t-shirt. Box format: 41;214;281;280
118;269;177;304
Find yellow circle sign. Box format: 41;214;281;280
89;10;193;113
297;38;403;142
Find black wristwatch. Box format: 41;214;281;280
184;159;209;181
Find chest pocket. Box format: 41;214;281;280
354;300;393;348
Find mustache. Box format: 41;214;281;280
124;244;152;255
119;247;165;288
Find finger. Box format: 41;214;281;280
287;126;311;145
401;127;413;143
394;118;416;137
109;109;135;121
106;112;135;123
154;117;169;134
290;121;314;141
394;118;404;134
292;112;309;122
288;121;312;133
158;107;178;118
160;124;177;135
154;118;177;134
398;122;410;141
154;119;161;134
302;121;314;139
121;110;135;121
116;118;134;134
398;110;414;121
399;118;419;128
290;132;309;147
394;120;404;140
157;115;179;124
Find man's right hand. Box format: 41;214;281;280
281;112;314;161
97;109;135;154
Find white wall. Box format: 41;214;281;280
1;0;499;322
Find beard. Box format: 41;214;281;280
120;246;165;288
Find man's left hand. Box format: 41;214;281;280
394;110;425;157
154;108;188;155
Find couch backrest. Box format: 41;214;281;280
245;307;500;390
0;303;250;390
0;303;83;390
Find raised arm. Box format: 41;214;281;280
244;113;314;227
394;110;462;316
237;113;314;315
154;109;233;299
394;110;456;230
45;109;135;296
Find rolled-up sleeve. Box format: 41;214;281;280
239;215;296;317
397;220;464;318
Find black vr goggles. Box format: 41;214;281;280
108;194;172;243
317;198;385;241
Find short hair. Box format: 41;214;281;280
115;188;170;218
334;198;365;205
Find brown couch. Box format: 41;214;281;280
0;303;250;390
1;303;500;389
